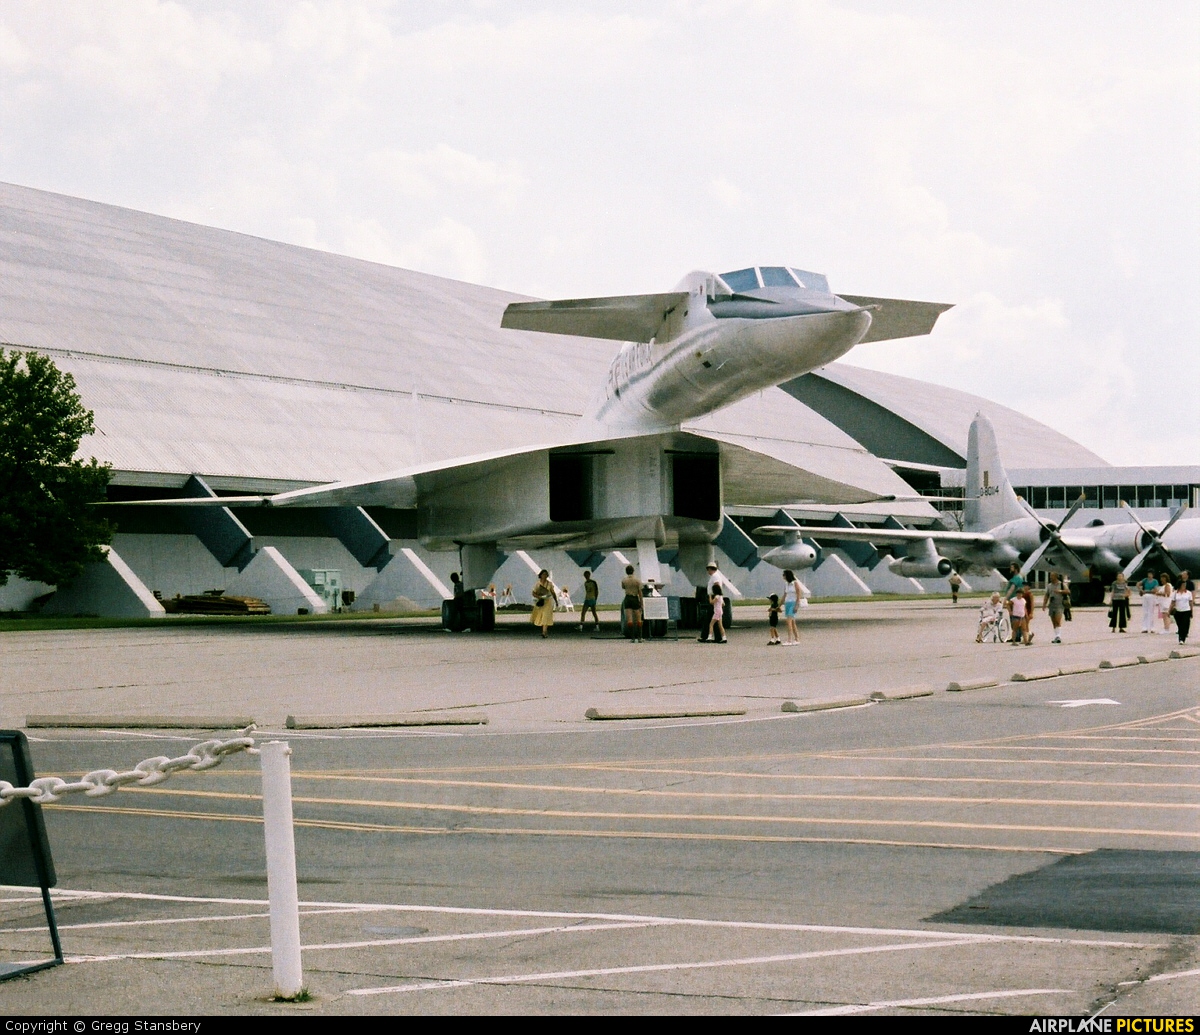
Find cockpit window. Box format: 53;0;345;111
790;268;829;292
759;266;799;288
719;268;760;292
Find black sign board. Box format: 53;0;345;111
0;731;63;979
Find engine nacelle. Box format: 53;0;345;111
888;555;954;579
886;536;953;578
759;541;818;571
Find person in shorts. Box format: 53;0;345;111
1009;589;1027;645
767;594;781;645
579;570;600;631
620;564;643;642
708;582;726;643
1042;572;1066;643
949;570;963;604
781;569;802;645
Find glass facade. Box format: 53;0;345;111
1010;484;1200;510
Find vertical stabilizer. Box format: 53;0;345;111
964;413;1025;532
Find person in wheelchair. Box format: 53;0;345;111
976;592;1004;643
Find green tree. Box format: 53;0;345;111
0;348;112;588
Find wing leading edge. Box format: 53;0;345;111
835;295;953;342
501;292;689;343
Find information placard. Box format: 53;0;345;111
0;731;62;980
642;596;670;621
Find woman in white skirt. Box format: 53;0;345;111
1157;573;1174;634
1139;573;1161;633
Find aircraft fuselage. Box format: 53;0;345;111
587;272;872;430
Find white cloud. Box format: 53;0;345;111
346;216;489;283
708;176;747;211
365;144;524;203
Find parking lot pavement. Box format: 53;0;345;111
0;600;1185;731
0;643;1196;1014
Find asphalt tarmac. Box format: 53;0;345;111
0;602;1196;1015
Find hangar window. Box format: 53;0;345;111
759;266;798;287
671;453;720;521
720;268;760;292
1029;486;1047;509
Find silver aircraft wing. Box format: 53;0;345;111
834;295;953;342
799;525;995;546
501;292;689;343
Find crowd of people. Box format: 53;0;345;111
477;559;815;645
975;563;1195;646
477;556;1197;647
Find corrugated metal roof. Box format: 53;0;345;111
808;363;1108;469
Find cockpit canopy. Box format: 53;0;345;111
718;267;830;294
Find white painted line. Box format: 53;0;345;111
0;906;366;935
788;988;1073;1015
1047;699;1121;708
1146;966;1200;984
27;889;1160;950
68;920;659;964
348;938;971;996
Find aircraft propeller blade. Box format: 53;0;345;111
1121;544;1157;582
1018;494;1088;576
1019;540;1052;578
1118;502;1189;579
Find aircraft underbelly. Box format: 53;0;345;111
635;310;871;427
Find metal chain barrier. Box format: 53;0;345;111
0;726;257;807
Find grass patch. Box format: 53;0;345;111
0;609;440;633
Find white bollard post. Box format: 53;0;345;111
260;740;304;998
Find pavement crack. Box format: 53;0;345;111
1086;936;1194;1016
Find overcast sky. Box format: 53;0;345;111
1;1;1197;465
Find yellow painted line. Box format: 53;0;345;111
230;775;1199;812
49;804;1083;854
902;745;1200;756
485;765;1190;791
1029;735;1200;744
107;788;1200;840
798;755;1200;770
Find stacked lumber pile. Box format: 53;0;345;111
162;591;271;615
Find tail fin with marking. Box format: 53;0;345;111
964;413;1025;532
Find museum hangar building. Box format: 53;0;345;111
1;183;1195;617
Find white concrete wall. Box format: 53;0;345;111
252;536;377;595
225;546;327;615
110;533;237;599
41;545;166;618
0;575;56;612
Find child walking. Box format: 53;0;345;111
767;594;781;645
708;582;726;644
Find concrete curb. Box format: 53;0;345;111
285;713;488;729
1056;662;1098;676
584;707;747;721
781;698;870;713
1136;654;1172;665
1011;669;1061;682
25;715;256;729
869;687;935;701
945;678;998;693
1099;657;1141;669
1169;648;1200;659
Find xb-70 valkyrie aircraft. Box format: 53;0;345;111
124;265;951;618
